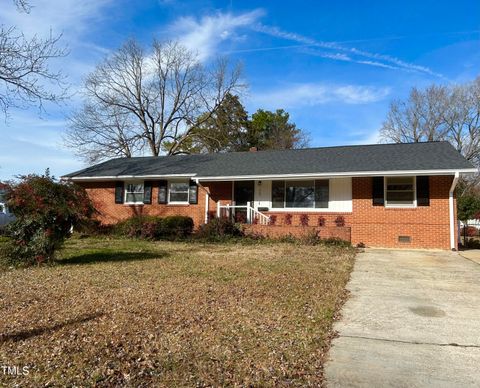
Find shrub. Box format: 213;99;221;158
115;215;193;240
300;229;320;245
235;212;247;224
115;215;159;239
75;219;113;237
299;214;309;226
277;234;297;244
322;237;351;247
160;216;194;238
465;238;480;249
334;216;345;227
317;216;325;227
4;172;95;265
284;213;293;225
268;215;277;225
460;226;478;237
196;217;243;241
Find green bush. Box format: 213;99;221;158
160;216;194;238
115;215;193;240
196;217;244;241
75;219;114;237
321;237;351;247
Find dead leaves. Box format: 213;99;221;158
0;238;355;387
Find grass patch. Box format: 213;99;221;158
0;236;355;386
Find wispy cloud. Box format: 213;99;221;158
167;10;264;61
164;10;442;76
0;0;113;39
252;23;444;77
251;83;391;109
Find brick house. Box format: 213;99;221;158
63;142;476;250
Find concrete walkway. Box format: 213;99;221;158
325;249;480;387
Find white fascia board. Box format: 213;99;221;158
195;168;478;181
62;168;477;182
63;174;196;182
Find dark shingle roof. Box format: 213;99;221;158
63;141;475;179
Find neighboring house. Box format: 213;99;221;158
0;182;14;227
62;142;476;250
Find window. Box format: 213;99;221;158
125;182;144;204
272;181;285;208
0;203;5;214
315;180;329;208
272;180;329;209
286;180;315;208
385;177;415;207
169;181;189;203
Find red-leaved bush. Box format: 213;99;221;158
335;215;345;227
284;214;293;225
300;214;309;226
268;215;277;225
4;172;95;265
461;226;478;237
317;216;326;227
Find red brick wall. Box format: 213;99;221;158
350;176;455;250
79;181;208;227
79;175;456;249
244;225;351;241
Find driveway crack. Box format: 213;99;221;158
340;334;480;348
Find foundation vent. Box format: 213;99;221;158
398;236;412;243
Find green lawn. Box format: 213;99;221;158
0;236;355;387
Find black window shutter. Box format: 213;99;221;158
115;181;124;204
372;177;384;206
143;181;152;204
417;176;430;206
189;181;198;204
158;180;168;204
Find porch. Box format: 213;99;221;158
207;178;353;242
206;178;352;223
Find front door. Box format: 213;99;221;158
233;181;254;223
234;181;255;205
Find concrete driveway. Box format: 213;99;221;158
325;249;480;387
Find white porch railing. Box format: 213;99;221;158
217;201;270;225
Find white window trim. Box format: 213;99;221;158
384;176;417;208
124;181;145;205
168;180;190;204
0;202;6;214
271;179;330;210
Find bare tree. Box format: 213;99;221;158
66;39;243;162
66;104;143;163
13;0;32;13
380;85;449;143
380;77;480;193
0;1;67;117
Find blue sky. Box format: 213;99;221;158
0;0;479;180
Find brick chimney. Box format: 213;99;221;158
249;147;258;152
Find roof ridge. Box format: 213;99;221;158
102;141;449;160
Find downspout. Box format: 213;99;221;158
195;179;209;224
449;172;460;251
205;191;209;224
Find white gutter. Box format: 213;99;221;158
63;168;478;182
449;172;460;251
63;174;196;182
195;168;477;182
